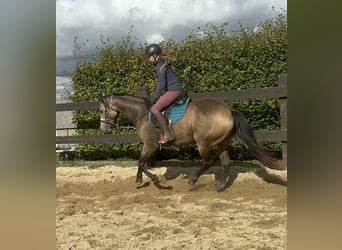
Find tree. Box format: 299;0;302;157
69;11;287;160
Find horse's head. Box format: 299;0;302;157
98;93;119;134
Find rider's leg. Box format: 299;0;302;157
151;90;182;143
153;110;173;143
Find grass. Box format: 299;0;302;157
56;152;263;170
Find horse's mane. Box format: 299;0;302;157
105;93;152;109
105;92;128;97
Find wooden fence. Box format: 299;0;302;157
56;74;287;164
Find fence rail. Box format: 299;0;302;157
55;130;287;144
56;87;287;112
56;74;287;163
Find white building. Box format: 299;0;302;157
56;76;77;150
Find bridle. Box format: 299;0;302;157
100;98;148;129
100;97;120;127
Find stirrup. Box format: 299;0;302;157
159;133;174;144
159;134;165;144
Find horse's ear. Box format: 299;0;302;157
98;93;105;102
97;93;102;101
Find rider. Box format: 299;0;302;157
145;43;183;144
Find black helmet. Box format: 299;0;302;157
145;44;161;57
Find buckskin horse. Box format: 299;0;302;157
98;93;286;192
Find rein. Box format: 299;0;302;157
107;112;148;128
100;98;148;128
130;112;149;124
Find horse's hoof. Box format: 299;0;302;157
188;179;195;186
217;182;227;192
151;174;158;182
136;179;143;187
157;175;166;183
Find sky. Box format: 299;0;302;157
56;0;287;77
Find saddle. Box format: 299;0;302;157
149;91;191;128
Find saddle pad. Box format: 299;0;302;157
149;98;191;126
168;97;191;123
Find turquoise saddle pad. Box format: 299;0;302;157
149;98;191;125
168;97;191;123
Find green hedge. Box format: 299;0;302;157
69;11;287;161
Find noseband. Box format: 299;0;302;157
100;102;119;127
100;96;148;128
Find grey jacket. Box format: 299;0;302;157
152;60;183;100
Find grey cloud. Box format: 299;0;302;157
56;0;286;76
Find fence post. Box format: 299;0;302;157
278;74;287;167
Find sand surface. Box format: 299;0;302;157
56;162;287;249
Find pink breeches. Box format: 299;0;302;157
151;90;183;113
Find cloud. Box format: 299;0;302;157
56;0;286;75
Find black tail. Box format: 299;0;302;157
231;109;286;170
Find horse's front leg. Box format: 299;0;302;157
137;160;157;184
136;167;143;186
135;141;158;186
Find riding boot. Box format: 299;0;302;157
153;111;174;144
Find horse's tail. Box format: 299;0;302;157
231;109;286;170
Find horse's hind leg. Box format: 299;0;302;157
188;160;212;186
217;143;231;192
188;144;213;186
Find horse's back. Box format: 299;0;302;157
174;98;234;144
192;98;230;112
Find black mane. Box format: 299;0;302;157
105;93;152;109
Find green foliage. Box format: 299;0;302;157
70;11;287;161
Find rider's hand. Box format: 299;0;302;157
150;96;157;105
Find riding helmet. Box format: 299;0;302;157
145;43;161;57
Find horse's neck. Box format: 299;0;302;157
113;96;147;123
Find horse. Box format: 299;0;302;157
98;93;286;192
